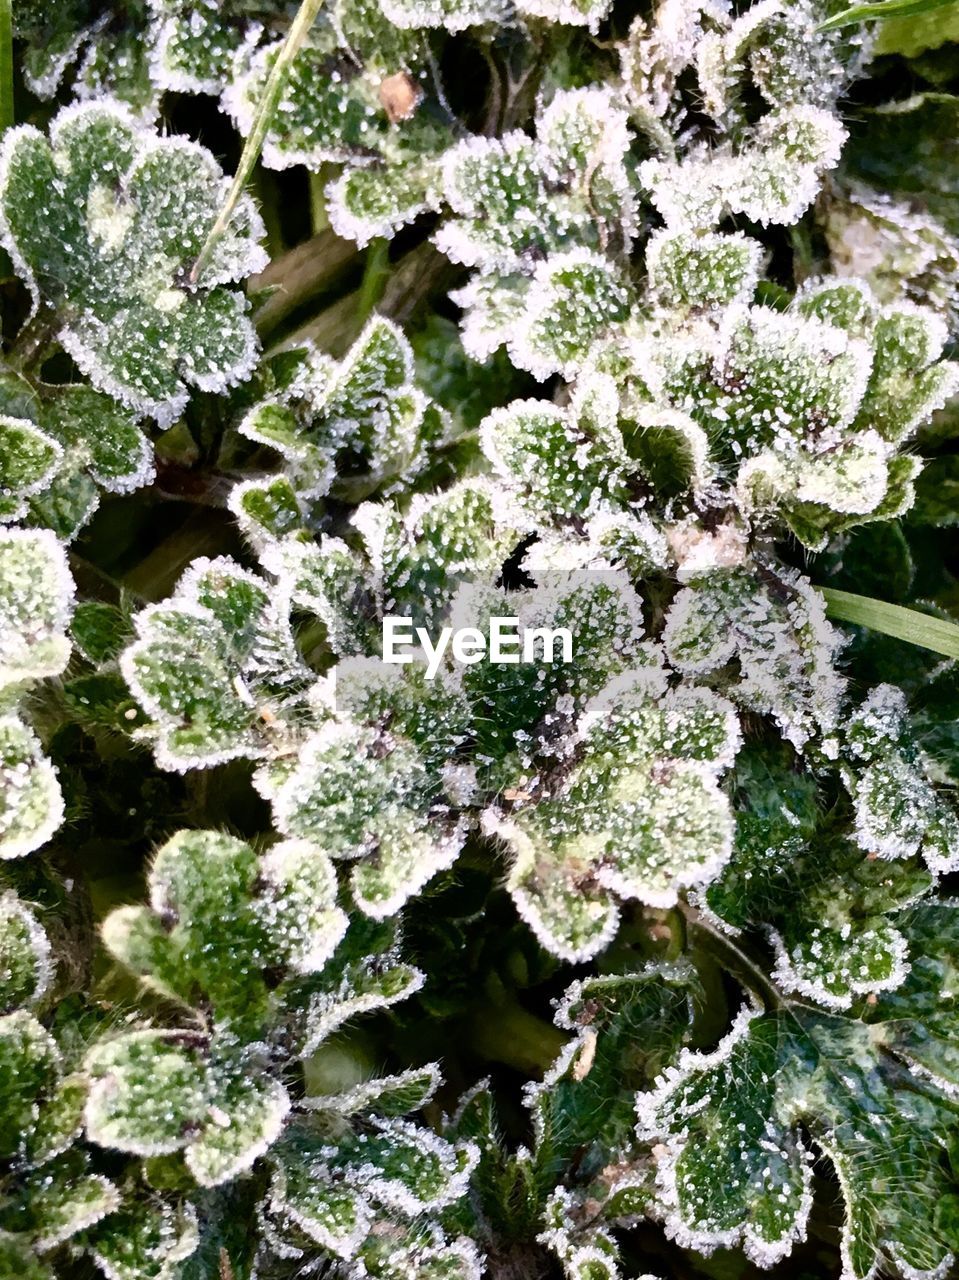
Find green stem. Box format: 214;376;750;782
355;238;391;324
309;167;332;234
0;0;12;136
821;587;959;661
471;977;568;1076
680;901;784;1012
189;0;325;285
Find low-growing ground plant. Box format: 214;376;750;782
3;0;959;1277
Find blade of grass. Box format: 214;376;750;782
0;0;12;136
819;0;957;30
0;0;12;277
821;587;959;661
189;0;325;285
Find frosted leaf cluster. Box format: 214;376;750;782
3;0;959;1278
0;100;265;426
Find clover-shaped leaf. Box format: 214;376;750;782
103;829;347;1028
18;1151;120;1251
225;19;432;173
646;229;762;310
237;316;446;509
0;892;53;1012
488;669;739;961
842;683;959;875
0;529;73;693
0;1010;60;1159
84;1200;199;1280
121;557;310;770
637;1004;959;1278
265;1119;479;1266
268;722;465;920
0;100;265;425
0;717;65;862
84;1029;291;1187
663;565;844;754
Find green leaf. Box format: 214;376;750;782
22;1154;119;1250
823;586;959;660
184;1066;290;1188
0;1011;59;1159
664;567;844;754
84;1200;199;1280
121;557;309;770
0;891;51;1011
638;1004;959;1277
0;715;64;861
0;528;73;691
820;0;958;30
0;416;60;522
0;101;265;424
84;1031;210;1157
102;830;269;1025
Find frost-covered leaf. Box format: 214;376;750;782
480;399;626;520
269;722;465;920
696;0;850;127
637;1004;959;1278
842;683;959;874
488;670;739;960
103;828;346;1027
641;106;846;230
646;229;762;310
0;417;60;523
0;717;64;862
531;966;693;1174
85;1200;199;1280
267;1115;479;1271
300;939;424;1057
184;1067;290;1188
510;251;631;382
304;1064;441;1117
257;839;349;976
0;529;73;691
378;0;508;29
23;1153;120;1250
822;186;959;323
224;23;431;173
326;160;440;247
0;101;265;425
27;1075;88;1168
84;1031;211;1157
0;1011;60;1159
121;557;310;770
0;892;52;1011
236;316;443;506
26;385;155;539
663;565;844;753
150;0;250;94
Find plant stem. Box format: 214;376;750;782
189;0;325;285
356;238;391;325
309;167;331;234
680;901;784;1012
0;0;12;137
821;587;959;660
251;229;358;337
